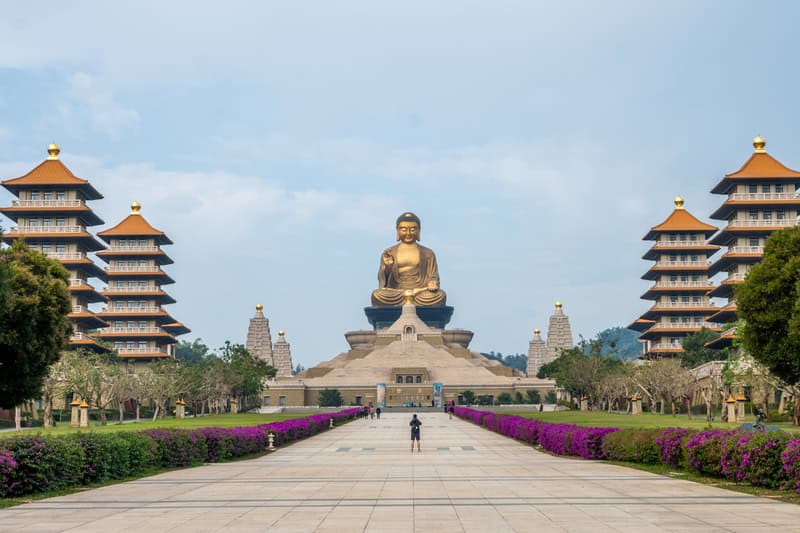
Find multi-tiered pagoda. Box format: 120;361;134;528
94;201;189;361
0;144;109;351
632;197;720;358
706;137;800;349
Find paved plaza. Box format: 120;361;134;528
3;413;800;532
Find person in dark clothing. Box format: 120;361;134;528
409;414;422;452
376;406;382;419
448;402;455;420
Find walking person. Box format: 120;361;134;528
448;401;455;420
409;414;422;452
376;406;381;419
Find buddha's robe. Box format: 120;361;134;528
371;243;447;307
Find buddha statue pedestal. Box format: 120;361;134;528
364;305;454;330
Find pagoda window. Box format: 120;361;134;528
693;296;701;303
55;217;65;226
670;317;679;324
671;337;680;346
415;376;422;384
691;255;698;262
682;316;690;323
139;259;147;267
694;316;702;323
668;234;677;242
670;296;678;303
127;320;136;328
670;254;677;262
138;341;147;350
396;376;403;383
43;191;53;201
41;243;52;253
691;274;700;281
748;184;758;193
42;218;53;226
405;376;414;384
139;321;147;328
56;191;65;200
30;191;39;200
114;301;125;309
776;184;785;193
748;210;758;220
56;243;66;253
680;275;689;282
126;341;136;349
679;233;687;241
114;341;124;349
670;275;678;281
115;321;124;328
763;211;772;220
28;218;39;227
762;184;771;193
690;233;698;241
777;211;786;220
682;296;690;303
139;280;147;288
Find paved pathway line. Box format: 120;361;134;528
2;412;800;532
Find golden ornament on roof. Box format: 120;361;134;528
753;135;766;153
47;143;60;160
555;301;562;309
674;196;685;209
256;303;263;311
279;330;285;337
131;201;141;214
534;328;541;335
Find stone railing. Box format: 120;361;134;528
727;219;796;228
99;327;164;334
655;260;709;267
102;306;163;313
651;302;712;308
10;225;84;233
729;192;798;201
71;305;86;313
69;279;85;286
653;280;713;288
727;246;764;254
116;347;168;355
723;273;747;282
108;246;160;252
106;266;162;273
44;252;86;260
103;286;159;292
12;199;85;207
654;241;709;248
69;332;92;341
652;322;716;330
649;343;684;351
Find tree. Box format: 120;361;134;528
0;239;72;408
293;363;305;375
461;390;476;405
738;226;800;423
140;360;179;419
525;389;540;404
219;341;275;410
175;338;212;364
318;388;342;407
680;328;726;368
590;327;642;361
497;392;513;404
481;351;528;373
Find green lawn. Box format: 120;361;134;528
4;413;309;436
501;410;800;431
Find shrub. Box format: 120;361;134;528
655;428;696;468
0;436;84;496
0;449;18;497
603;429;661;464
781;439;800;493
721;431;790;488
570;426;618;459
685;430;737;477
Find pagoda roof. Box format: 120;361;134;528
162;322;191;336
711;138;800;194
97;203;173;245
2;147;102;200
643;198;717;240
627;318;655;332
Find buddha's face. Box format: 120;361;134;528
396;221;420;244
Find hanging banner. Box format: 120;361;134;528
433;382;443;408
376;383;386;408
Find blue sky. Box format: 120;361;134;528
1;1;799;367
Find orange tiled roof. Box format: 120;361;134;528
644;202;717;240
2;160;103;199
726;152;800;179
98;213;173;244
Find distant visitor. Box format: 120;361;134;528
371;212;447;307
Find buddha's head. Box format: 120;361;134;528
396;212;421;243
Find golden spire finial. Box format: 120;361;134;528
131;201;141;214
674;196;685;209
256;303;263;312
555;301;562;310
753;135;766;153
279;330;285;337
47;143;60;160
534;328;541;336
403;289;414;305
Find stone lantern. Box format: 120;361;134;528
70;399;81;428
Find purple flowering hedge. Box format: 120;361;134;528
0;408;359;498
454;407;800;493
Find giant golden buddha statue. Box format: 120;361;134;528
371;212;447;307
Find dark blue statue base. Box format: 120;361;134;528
364;306;454;330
